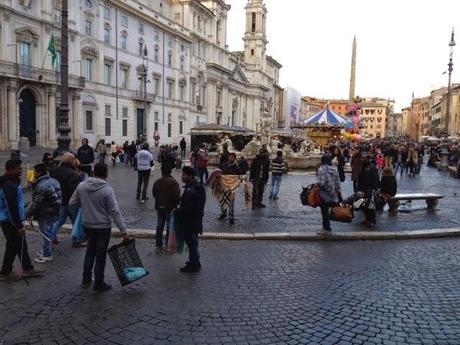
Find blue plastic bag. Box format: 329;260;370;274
123;267;148;282
71;209;86;242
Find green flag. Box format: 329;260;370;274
47;34;58;66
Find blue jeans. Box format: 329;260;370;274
155;209;171;248
270;175;282;198
83;227;111;286
184;232;200;266
39;218;56;257
220;200;235;221
198;167;208;184
52;205;78;241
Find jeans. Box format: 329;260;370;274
52;205;78;241
98;153;106;164
184;232;200;266
220;200;235;221
155;209;171;248
395;162;404;176
320;205;331;231
1;222;34;274
252;179;266;206
270;175;282;198
137;170;151;200
38;218;56;257
181;148;186;159
82;227;111;286
198;167;208;184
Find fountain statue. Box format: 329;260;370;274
298;138;314;155
270;137;282;154
217;135;234;153
242;136;261;157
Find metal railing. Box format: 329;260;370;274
134;90;155;102
0;60;85;88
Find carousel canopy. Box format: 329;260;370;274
190;123;255;135
300;108;347;127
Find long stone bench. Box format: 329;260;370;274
388;193;444;212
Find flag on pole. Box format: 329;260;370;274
47;34;58;67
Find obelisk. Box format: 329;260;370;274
349;36;357;102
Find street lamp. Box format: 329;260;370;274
139;44;148;142
439;28;455;171
56;0;71;153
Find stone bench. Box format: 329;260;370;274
388;193;444;212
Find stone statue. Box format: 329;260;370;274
217;135;234;153
242;136;261;157
270;137;282;154
298;138;314;155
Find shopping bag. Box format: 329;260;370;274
300;184;321;207
107;238;149;286
71;209;86;242
330;203;354;223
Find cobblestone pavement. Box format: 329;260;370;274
2;148;460;233
106;160;460;233
1;234;460;344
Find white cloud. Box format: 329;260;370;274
227;0;460;111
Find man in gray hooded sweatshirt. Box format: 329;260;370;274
70;163;128;291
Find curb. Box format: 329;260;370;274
26;223;460;242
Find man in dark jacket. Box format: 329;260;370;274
50;153;82;247
250;149;270;209
0;160;42;280
357;157;380;227
174;166;206;273
180;137;187;159
218;153;241;225
27;164;62;263
77;138;95;176
152;165;181;251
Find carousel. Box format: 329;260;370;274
292;108;348;147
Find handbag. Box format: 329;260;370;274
330;203;354;223
300;184;321;207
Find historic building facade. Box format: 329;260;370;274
0;0;282;150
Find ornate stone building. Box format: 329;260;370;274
0;0;282;150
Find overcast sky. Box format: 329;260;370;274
226;0;460;112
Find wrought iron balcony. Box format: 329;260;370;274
0;60;85;88
133;90;155;102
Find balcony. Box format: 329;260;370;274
133;90;155;103
0;60;85;89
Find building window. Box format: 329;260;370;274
104;6;110;19
217;91;222;107
105;104;111;116
122;107;128;118
121;35;127;50
179;121;183;135
167;123;172;138
85;20;92;36
168;51;172;67
154;45;159;63
122;119;128;136
19;42;31;65
154;31;159;41
179;84;185;102
153;76;160;96
168;113;172;122
251;49;254;56
104;64;111;85
83;58;92;81
191;83;196;104
121;68;129;88
180;55;184;71
121;14;128;27
251;12;256;32
105;118;111;136
104;28;110;44
154;121;158;131
154;112;159;121
167;81;173;99
85;110;93;131
138;22;144;34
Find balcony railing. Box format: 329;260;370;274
0;60;85;88
133;90;155;102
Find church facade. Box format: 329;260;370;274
0;0;282;150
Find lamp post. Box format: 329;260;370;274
142;44;148;142
57;0;71;153
439;28;455;171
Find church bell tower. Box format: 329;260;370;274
243;0;268;69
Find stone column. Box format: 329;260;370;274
72;92;81;146
48;86;57;146
7;81;18;149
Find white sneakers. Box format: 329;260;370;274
35;253;53;263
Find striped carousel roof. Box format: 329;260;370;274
301;108;348;126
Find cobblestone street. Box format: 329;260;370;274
1;234;460;344
106;159;460;233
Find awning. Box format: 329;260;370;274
295;108;347;127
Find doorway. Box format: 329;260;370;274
136;108;146;140
19;89;37;147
